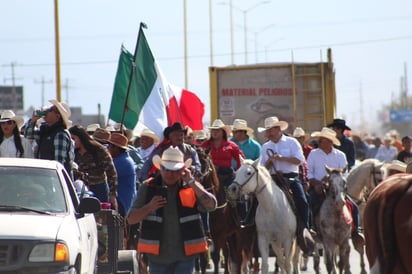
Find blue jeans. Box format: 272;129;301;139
89;182;109;203
286;175;310;229
148;258;195;274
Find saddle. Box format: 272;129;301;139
271;173;315;254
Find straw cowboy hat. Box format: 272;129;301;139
232;119;253;134
107;133;129;150
257;116;288;132
406;161;412;174
152;146;192;171
140;128;160;144
194;130;207;141
311;127;341;146
49;99;71;128
0;110;24;128
327;118;351;130
208;119;232;136
92;128;111;144
293;127;308;139
385;160;406;173
86;123;100;133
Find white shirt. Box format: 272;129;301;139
374;145;397;163
260;134;304;174
307;148;347;180
0;135;34;158
137;144;155;162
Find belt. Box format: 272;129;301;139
281;172;298;178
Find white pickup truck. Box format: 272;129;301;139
0;158;101;274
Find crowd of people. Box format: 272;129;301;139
1;99;411;274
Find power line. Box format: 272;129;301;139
3;34;412;67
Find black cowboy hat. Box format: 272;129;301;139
163;122;187;138
327;118;351;131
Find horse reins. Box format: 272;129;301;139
232;163;267;195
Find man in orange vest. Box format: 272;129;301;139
128;147;216;274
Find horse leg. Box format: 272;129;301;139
300;251;308;271
291;241;301;274
257;236;270;274
199;251;209;274
323;243;336;274
312;245;321;274
339;240;351;274
359;249;367;274
211;247;221;274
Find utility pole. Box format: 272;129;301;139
34;76;53;107
3;62;23;112
62;79;72;104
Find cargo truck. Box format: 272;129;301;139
209;48;336;143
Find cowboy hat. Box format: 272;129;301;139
0;110;24;128
327;118;351;131
311;127;341;146
232;119;253;134
48;99;71;128
92;128;111;144
257;116;288;132
140;128;160;144
163;122;187;138
86;123;100;133
208;119;232;136
385;160;406;173
152;146;192;171
292;127;308;139
194;130;207;141
107;133;129;150
406;161;412;174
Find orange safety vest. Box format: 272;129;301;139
137;177;208;256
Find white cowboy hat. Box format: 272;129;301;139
385;160;406;173
257;116;288;132
208;119;232;136
293;127;307;138
194;130;207;141
311;127;341;146
152;146;192;171
86;123;101;133
0;110;24;128
140;128;160;144
232;119;253;134
48;99;71;128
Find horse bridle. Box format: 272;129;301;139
231;163;267;195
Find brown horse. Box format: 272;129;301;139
197;147;256;274
363;173;412;274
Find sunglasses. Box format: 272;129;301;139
161;166;180;172
47;107;59;114
0;120;15;125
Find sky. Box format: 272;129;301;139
1;0;411;135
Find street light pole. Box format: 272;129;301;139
255;24;276;63
229;0;234;64
183;0;188;89
209;0;214;66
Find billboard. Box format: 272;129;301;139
0;86;24;110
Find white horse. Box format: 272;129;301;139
314;167;352;274
226;158;299;274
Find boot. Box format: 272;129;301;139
351;229;365;253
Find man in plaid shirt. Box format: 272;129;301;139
24;99;74;179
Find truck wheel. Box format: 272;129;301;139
117;250;138;274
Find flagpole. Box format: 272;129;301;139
119;22;147;132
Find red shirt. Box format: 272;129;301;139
201;139;244;170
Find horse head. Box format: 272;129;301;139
194;146;220;196
325;166;347;207
346;159;384;203
227;157;261;201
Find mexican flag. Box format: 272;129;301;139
108;24;204;139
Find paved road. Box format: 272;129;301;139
201;242;369;273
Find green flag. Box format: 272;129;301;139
108;46;138;129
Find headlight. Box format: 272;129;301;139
29;242;69;263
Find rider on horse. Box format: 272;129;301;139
259;116;315;254
307;127;365;252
